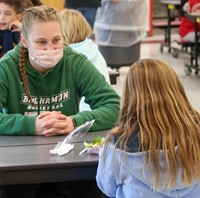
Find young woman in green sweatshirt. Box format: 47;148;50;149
0;6;120;136
0;5;120;198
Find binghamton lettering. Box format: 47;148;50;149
21;90;70;105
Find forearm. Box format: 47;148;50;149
73;102;120;131
0;113;36;135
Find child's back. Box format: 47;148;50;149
96;58;200;198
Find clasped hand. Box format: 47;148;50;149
35;111;75;136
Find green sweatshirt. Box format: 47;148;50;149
0;45;120;135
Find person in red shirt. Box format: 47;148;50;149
179;0;200;42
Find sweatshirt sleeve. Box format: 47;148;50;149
72;57;120;131
96;145;118;197
0;112;36;135
0;60;35;135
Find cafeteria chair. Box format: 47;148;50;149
98;42;140;71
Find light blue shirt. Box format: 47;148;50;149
96;141;200;198
69;38;110;112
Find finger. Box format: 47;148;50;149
9;23;18;31
38;111;63;119
50;113;67;120
56;114;68;120
8;23;13;30
37;111;52;119
51;112;67;120
41;118;56;128
43;132;55;137
11;29;18;32
52;111;61;114
42;120;68;130
43;128;69;136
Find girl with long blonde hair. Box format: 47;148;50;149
96;58;200;198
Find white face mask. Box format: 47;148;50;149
30;48;63;69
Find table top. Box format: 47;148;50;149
0;130;109;186
0;143;99;185
0;130;110;147
0;143;97;170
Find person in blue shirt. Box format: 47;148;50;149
96;58;200;198
59;8;110;112
0;0;33;57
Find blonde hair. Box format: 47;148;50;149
104;58;200;189
59;8;92;45
19;6;61;106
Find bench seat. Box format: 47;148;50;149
152;20;181;29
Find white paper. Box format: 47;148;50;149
49;143;74;156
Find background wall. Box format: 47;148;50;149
153;0;167;19
41;0;64;10
40;0;166;19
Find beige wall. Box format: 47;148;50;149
41;0;64;10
